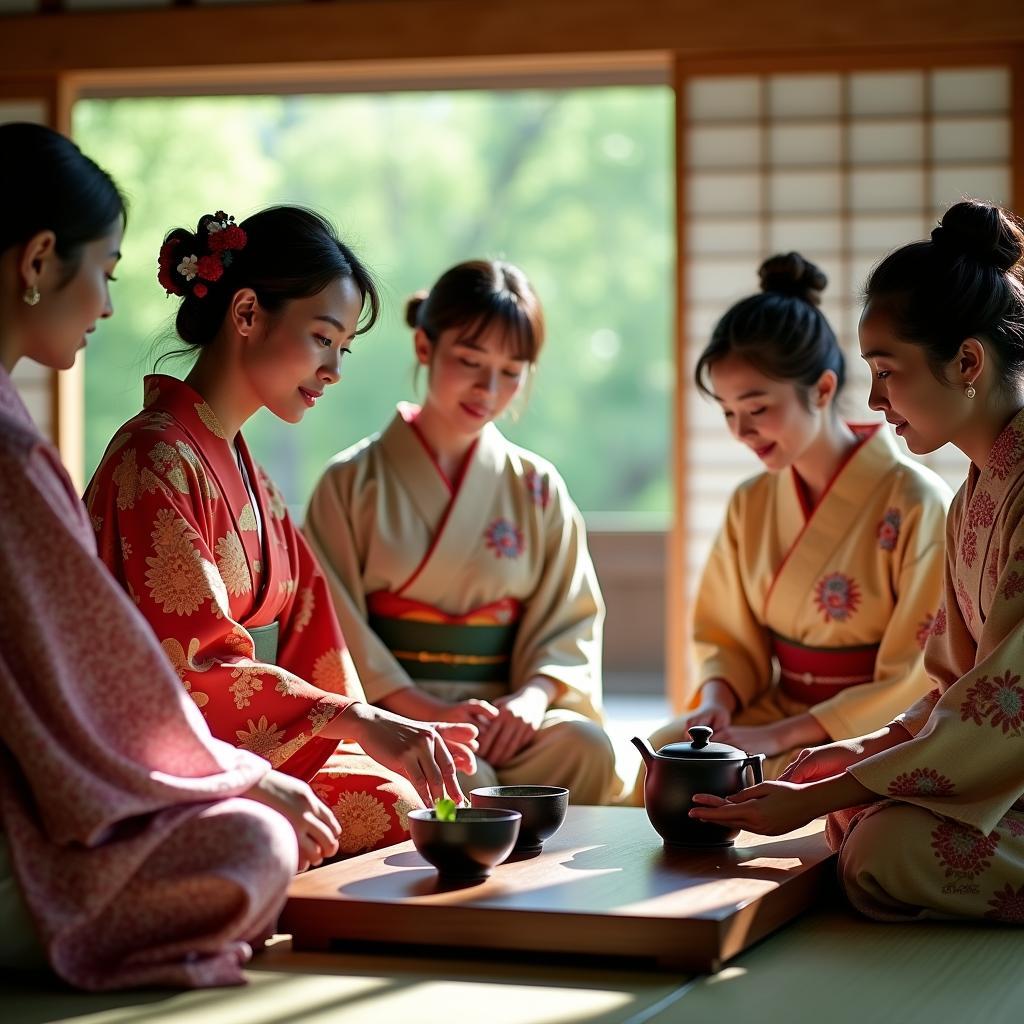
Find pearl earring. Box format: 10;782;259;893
965;380;977;400
22;285;40;306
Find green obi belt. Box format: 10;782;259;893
368;614;516;683
248;621;280;665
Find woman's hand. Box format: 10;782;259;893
245;770;341;872
689;781;819;836
779;725;912;783
342;701;476;806
690;771;880;837
476;681;552;767
717;713;828;757
438;698;501;728
649;705;731;750
715;721;791;756
379;687;499;729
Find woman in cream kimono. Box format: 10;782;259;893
630;253;951;803
88;207;478;857
692;200;1024;923
305;260;617;805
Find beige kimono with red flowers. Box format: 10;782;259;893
690;424;951;779
830;411;1024;922
304;405;617;805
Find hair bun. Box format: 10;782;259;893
157;211;246;300
758;252;827;306
932;200;1024;273
405;290;429;329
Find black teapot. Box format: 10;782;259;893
631;726;765;847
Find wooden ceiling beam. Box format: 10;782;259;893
1;0;1022;77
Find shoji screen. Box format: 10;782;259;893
683;66;1012;585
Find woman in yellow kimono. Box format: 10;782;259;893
87;207;479;856
305;260;617;805
691;200;1024;923
631;253;951;802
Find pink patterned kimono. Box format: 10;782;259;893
829;411;1024;922
0;365;296;990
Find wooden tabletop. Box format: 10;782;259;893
281;806;834;971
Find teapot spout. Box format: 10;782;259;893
631;736;656;767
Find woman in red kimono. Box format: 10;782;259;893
0;124;314;990
87;206;477;856
691;199;1024;923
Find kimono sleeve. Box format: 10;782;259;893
0;439;269;849
810;478;949;739
87;433;353;774
850;489;1024;834
692;486;772;711
262;473;367;706
303;457;416;703
509;469;604;722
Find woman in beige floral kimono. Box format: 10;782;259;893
628;254;950;804
306;260;617;804
691;200;1024;924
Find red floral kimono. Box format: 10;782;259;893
86;375;415;855
829;410;1024;922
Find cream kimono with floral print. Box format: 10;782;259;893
304;404;617;804
694;424;952;776
831;411;1024;923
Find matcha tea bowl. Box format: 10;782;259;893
469;785;569;854
408;807;521;879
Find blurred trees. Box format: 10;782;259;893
74;88;673;517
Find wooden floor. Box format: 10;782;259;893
3;906;1023;1024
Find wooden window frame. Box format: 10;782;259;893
1;2;1022;710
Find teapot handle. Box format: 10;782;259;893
743;753;766;786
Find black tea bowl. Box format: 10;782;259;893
469;785;569;853
408;808;521;879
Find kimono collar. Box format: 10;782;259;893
141;373;234;454
973;407;1024;494
0;362;38;434
791;422;893;517
764;422;900;627
380;403;505;526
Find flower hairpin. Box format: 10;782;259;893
157;210;248;299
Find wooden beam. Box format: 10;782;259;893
45;74;86;491
1;1;1023;77
667;54;689;715
1014;49;1024;213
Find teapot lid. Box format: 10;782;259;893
658;725;746;760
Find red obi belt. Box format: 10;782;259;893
367;592;522;684
771;632;879;704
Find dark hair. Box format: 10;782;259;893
405;259;544;362
864;199;1024;383
695;252;842;407
160;206;380;350
0;122;125;281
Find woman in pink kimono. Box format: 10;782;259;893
691;199;1024;924
0;123;335;990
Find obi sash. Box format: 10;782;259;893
247;621;280;665
772;632;879;705
367;592;521;684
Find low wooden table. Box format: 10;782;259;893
281;806;835;972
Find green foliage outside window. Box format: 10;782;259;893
74;88;673;518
